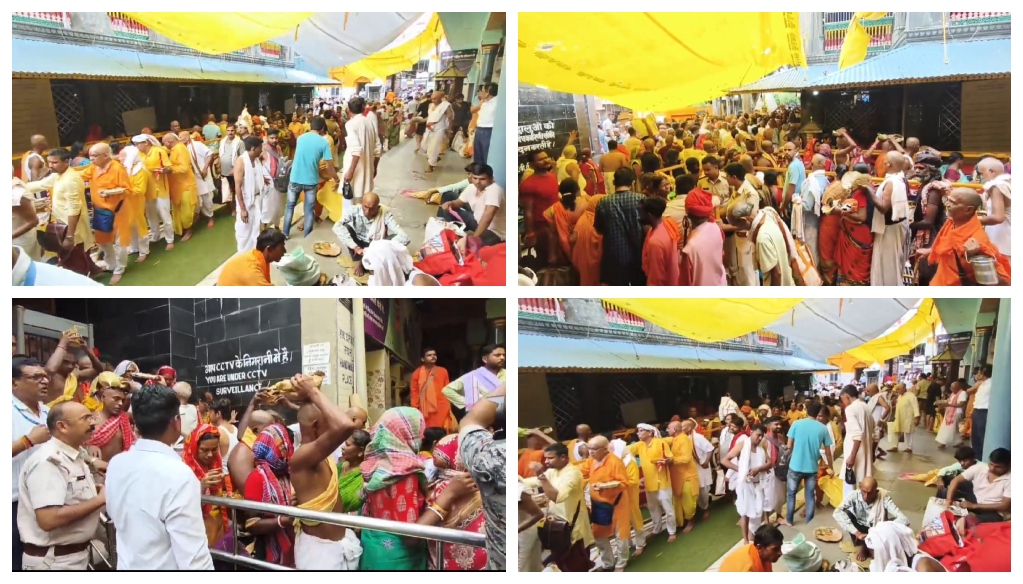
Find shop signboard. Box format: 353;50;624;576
364;298;388;345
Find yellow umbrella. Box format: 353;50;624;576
125;12;312;54
520;12;807;112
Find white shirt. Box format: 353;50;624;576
602;118;613;132
12;397;49;501
974;378;992;410
458;182;506;240
105;439;213;570
476;98;497;128
13;246;102;287
179;404;199;438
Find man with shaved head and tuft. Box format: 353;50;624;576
79;142;131;283
587;434;631;571
975;157;1011;258
921;187;1010;285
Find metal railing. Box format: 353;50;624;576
202;495;486;571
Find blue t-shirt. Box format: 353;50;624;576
201;123;222;141
787;418;832;474
785;158;806;209
290;132;332;186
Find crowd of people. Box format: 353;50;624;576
517;377;1009;573
519;106;1010;287
14;83;507;287
12;331;507;571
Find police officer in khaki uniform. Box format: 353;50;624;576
18;401;106;570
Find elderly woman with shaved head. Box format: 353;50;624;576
919;187;1011;285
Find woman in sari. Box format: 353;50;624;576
941;152;965;182
833;168;875;286
182;423;235;547
935;382;967;449
242;423;295;567
387;106;403;152
427;435;488;570
817;165;849;285
338;429;371;514
544;178;590;267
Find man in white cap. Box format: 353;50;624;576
628;423;677;542
118;145;151;262
179;131;216;230
132;134;174;250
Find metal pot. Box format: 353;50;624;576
969;255;999;285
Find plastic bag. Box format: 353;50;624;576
452;131;467;156
781;534;823;572
275;247;321;286
424;216;465;242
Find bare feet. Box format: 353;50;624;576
905;449;913;454
776;518;792;527
426;166;435;174
615;567;625;573
166;243;174;251
682;522;695;534
887;447;899;452
633;547;644;557
855;549;868;562
667;534;677;543
702;511;711;521
801;508;807;518
109;274;122;285
181;229;193;242
207;219;215;229
135;254;148;263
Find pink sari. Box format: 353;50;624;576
427;435;487;570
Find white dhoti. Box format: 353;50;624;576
342;114;381;200
235;195;262;253
294;530;362;571
146;198;174;244
425;128;446;167
98;240;128;275
519;521;543;572
870;221;908;286
729;234;759;286
645;486;676;535
236;153;270;253
595;536;629;569
424;100;451;168
261;188;285;227
188;141;216;218
127;223;150;256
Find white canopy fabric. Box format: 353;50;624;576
272;12;424;74
765;298;922;362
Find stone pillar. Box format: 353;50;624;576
479;43;498;84
982;299;1010;461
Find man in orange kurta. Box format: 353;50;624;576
640;196;680;286
926;188;1011;286
667;420;701;533
410;348;453;431
587;436;631;571
80;143;131;284
216;228;287;286
718;525;783;571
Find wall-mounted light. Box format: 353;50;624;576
812;90;820;96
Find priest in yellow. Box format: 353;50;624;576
667;419;700;534
610;438;647;555
567;424;593;467
162;133;198;240
586;436;631;571
628;423;676;541
522;443;594;571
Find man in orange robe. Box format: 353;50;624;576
216;228;287;286
587;436;630;571
667;420;700;534
924;188;1010;286
80;143;131;284
719;525;783;572
640;195;680;286
410;347;453;430
518;430;548;478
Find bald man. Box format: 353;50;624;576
833;476;909;562
346;406;368;430
976;157;1011;258
227;408;275;488
332;190;410;275
568;424;593;466
424;91;452;173
923;187;1011;285
22;135;49;181
79;143;132;283
289;375;358;570
165;132;199;241
587;435;630;571
667;420;700;534
180;131;216;229
795;153;829;266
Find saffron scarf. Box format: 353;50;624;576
361;407;426;493
928;215;1011;285
182;424;234;535
252;424;293;565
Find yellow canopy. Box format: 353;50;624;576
827;353;871;373
602;299;804;343
519;12;807;112
329;13;445;87
836;299;940;366
125;12;312;55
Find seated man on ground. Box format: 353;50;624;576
217;228;287;286
423;165;472;205
833;477;910;562
438;163;506;247
935;446;978;499
718;525;784;572
333;192;410;276
944;447;1010;524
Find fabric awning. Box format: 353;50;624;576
519;334;835;373
602;299;804;344
12;38;337;84
519;12;807;111
834;299;941;366
728;64;834;94
329;14;445;87
125;12;425;74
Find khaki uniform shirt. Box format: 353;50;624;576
18;438;101;546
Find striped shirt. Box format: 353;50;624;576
12;398;49;501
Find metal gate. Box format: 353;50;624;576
546;374;582;438
106;84;152;138
607;375;652;428
50;81;84;145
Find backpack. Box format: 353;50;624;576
768;435;790;480
267;147;291;192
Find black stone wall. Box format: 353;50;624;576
518;84;580;177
